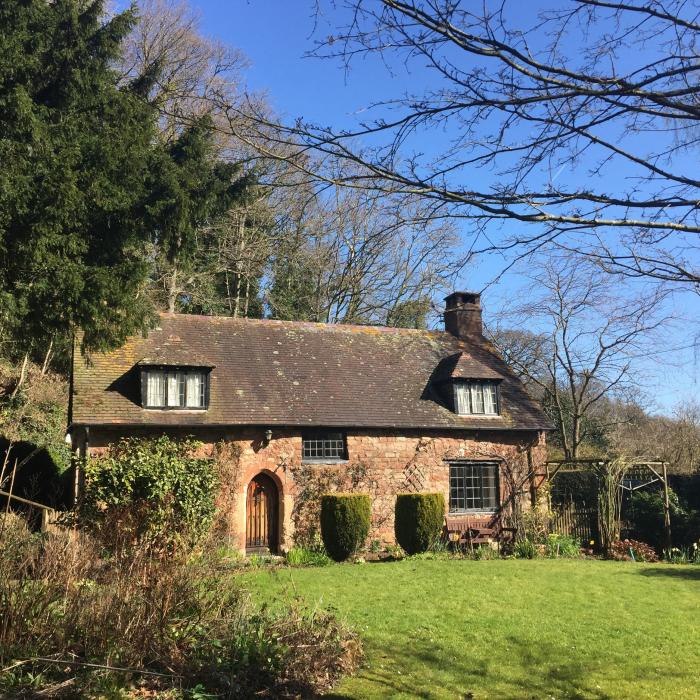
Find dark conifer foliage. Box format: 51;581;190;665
145;116;255;313
0;0;160;359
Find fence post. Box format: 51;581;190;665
662;462;672;553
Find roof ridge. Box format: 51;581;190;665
158;312;447;336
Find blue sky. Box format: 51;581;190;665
188;1;700;415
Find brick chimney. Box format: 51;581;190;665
444;291;483;338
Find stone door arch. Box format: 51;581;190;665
245;472;279;553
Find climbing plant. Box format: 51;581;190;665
592;457;628;554
78;436;216;551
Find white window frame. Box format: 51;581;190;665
453;381;500;416
142;368;208;409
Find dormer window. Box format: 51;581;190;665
454;381;499;416
141;367;209;409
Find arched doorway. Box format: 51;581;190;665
246;473;279;553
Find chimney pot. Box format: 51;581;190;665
444;291;483;338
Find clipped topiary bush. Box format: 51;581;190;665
394;493;445;555
320;494;371;561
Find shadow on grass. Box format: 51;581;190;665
324;634;617;699
638;565;700;580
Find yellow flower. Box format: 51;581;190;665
589;540;595;546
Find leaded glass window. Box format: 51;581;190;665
302;432;347;461
449;462;499;512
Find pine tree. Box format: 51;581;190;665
0;0;160;361
145;117;254;313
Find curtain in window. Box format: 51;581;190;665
166;372;182;407
470;383;485;413
454;383;470;414
455;382;498;415
146;371;165;406
483;383;497;415
186;372;204;407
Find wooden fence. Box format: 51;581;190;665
0;489;61;533
551;503;598;543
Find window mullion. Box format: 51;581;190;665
479;467;485;508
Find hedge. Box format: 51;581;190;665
320;494;371;561
394;493;445;554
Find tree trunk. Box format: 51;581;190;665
10;353;29;399
41;339;53;375
243;277;250;317
571;413;580;461
167;265;178;313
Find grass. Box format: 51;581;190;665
246;558;700;699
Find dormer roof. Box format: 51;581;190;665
434;351;503;382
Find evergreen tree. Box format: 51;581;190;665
145;117;254;313
269;245;323;322
0;0;161;361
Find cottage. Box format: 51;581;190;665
69;292;549;553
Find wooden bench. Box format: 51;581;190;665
444;515;496;549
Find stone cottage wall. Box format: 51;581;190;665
82;426;547;553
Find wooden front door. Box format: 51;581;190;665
246;473;278;552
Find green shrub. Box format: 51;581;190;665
627;488;700;551
394;493;445;555
545;533;581;558
77;436;217;550
472;545;501;560
514;538;539;559
320;494;371;562
286;547;332;567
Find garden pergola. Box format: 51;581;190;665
545;459;672;552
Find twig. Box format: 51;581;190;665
35;677;76;697
10;352;28;399
0;659;29;674
29;657;181;679
41;338;54;375
0;459;19;541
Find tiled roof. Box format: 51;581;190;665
434;352;504;381
71;314;550;431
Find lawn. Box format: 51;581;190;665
246;558;700;700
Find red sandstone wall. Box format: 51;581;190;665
84;426;546;552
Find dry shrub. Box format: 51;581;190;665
0;514;361;698
267;607;362;696
210;440;243;541
609;538;658;562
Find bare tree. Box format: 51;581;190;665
149;193;273;317
609;400;700;471
222;0;700;289
268;183;458;325
489;255;670;460
119;0;251;140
